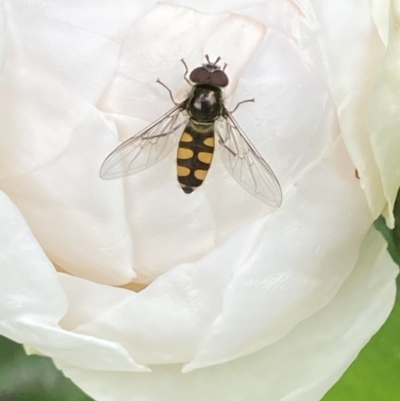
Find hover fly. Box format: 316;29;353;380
100;55;282;208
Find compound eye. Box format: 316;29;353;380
210;70;229;87
189;67;210;83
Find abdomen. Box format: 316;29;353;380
177;122;214;194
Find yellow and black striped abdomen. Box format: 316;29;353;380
177;123;215;194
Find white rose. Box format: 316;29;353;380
0;1;397;401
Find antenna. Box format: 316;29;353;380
205;55;221;66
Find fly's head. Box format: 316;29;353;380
189;55;229;87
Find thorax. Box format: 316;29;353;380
186;84;223;123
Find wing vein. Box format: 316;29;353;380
100;106;188;180
217;112;282;207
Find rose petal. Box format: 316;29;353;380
169;0;261;14
370;0;391;46
0;0;160;283
369;0;400;228
99;3;266;116
57;227;398;401
291;0;387;219
183;143;370;371
56;136;372;368
0;7;102;180
0;0;152;181
0;190;148;372
0;0;5;73
234;0;304;39
1;109;137;284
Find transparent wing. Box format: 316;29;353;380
100;106;187;180
217;113;282;207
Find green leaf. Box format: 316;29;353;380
322;302;400;401
392;189;400;296
0;335;93;401
374;216;400;299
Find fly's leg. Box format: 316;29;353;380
217;133;237;156
156;79;179;105
229;98;255;114
181;58;193;86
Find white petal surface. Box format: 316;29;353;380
0;3;268;284
290;0;387;219
92;3;267;283
0;0;158;283
183;144;370;371
95;2;348;282
0;0;5;73
0;191;147;372
1;109;137;285
57;136;372;368
58;227;398;401
169;0;260;14
235;0;304;39
370;0;391;46
0;0;140;179
369;0;400;227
